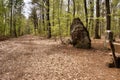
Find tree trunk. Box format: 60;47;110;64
13;18;17;37
73;0;75;18
4;11;7;36
31;7;38;35
105;0;111;30
101;1;106;36
94;0;100;39
119;18;120;38
58;0;64;44
52;0;55;26
42;1;45;31
10;0;13;36
46;0;51;38
38;8;42;34
66;0;70;36
89;0;94;37
84;0;88;28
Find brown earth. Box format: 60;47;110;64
0;35;120;80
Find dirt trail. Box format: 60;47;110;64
0;35;120;80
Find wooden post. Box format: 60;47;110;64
109;32;117;68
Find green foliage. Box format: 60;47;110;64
0;0;120;38
0;0;27;37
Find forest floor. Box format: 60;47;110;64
0;35;120;80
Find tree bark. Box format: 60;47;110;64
119;18;120;38
84;0;88;28
58;0;64;44
94;0;100;39
89;0;94;36
41;4;45;31
31;7;38;35
105;0;111;30
73;0;75;18
66;0;70;35
52;0;55;26
4;9;7;36
10;0;13;36
46;0;51;38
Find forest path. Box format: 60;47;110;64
0;35;120;80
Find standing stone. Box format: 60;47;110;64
70;18;91;49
